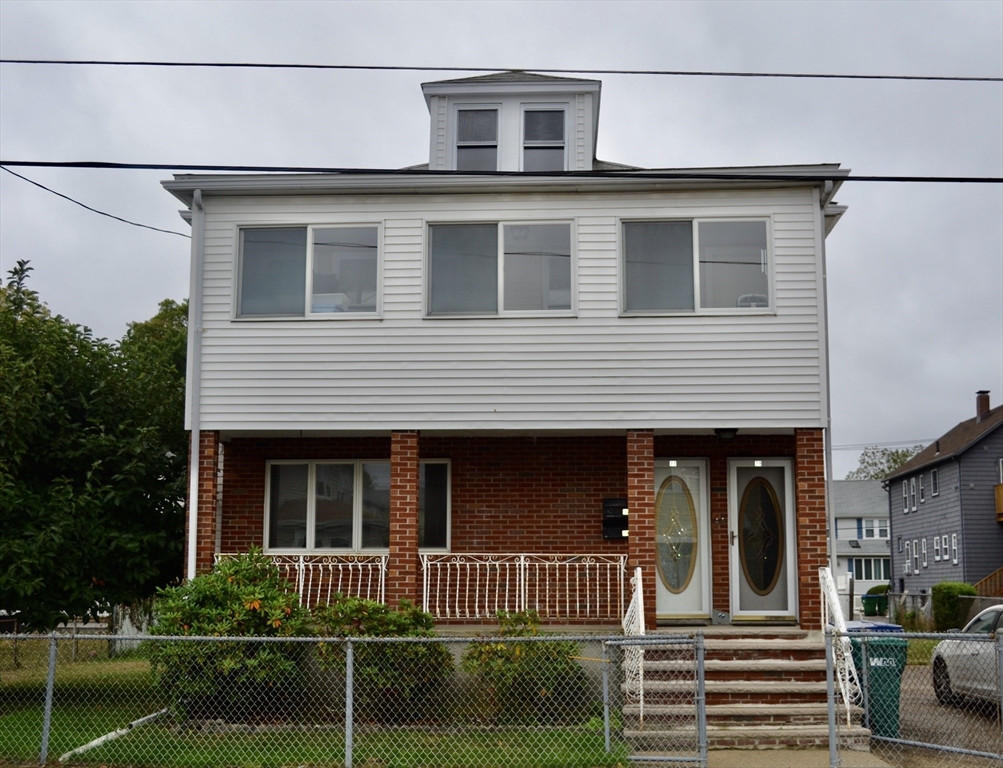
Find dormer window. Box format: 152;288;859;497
456;109;498;171
523;109;565;171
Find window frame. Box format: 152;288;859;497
912;538;920;574
263;458;451;554
919;474;925;503
863;518;888;539
424;219;577;318
903;540;911;574
934;536;941;562
910;477;917;511
520;104;568;172
931;467;939;496
453;104;500;172
902;481;909;513
921;538;927;568
951;533;958;565
234;223;384;320
619;216;774;316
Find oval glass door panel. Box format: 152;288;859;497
655;475;698;594
738;477;784;596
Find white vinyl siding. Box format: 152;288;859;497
190;188;826;431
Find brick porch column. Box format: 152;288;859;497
190;430;220;575
627;429;657;629
387;431;420;607
795;428;828;628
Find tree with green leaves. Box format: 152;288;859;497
845;444;924;480
0;260;188;630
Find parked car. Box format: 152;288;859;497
931;605;1002;705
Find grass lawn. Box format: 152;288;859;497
2;653;629;767
906;639;938;666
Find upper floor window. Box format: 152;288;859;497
622;219;770;313
237;226;379;317
931;467;939;496
456;109;498;172
427;222;572;315
902;480;908;513
919;474;925;503
862;518;888;539
909;477;917;511
523;109;565;171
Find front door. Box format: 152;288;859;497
728;459;797;620
654;459;710;620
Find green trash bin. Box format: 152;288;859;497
849;634;908;739
861;594;889;616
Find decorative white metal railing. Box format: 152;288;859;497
819;565;860;725
420;553;628;621
216;553;387;607
621;566;646;727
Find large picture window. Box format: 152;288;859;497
622;219;770;313
237;225;380;318
428;222;572;315
265;460;449;551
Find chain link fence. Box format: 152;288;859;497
1;633;705;767
831;630;1003;768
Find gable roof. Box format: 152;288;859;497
885;403;1003;481
422;70;601;87
831;480;887;518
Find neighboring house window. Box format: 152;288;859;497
902;481;908;513
622;219;770;313
912;539;920;574
903;540;911;574
852;557;891;581
523;108;565;171
921;538;927;568
941;534;949;559
998;458;1003;483
863;519;888;539
910;478;917;511
933;537;941;561
237;226;380;317
931;468;939;496
951;533;958;565
427;222;573;315
919;474;925;503
264;459;449;551
456;109;498;171
897;536;902;553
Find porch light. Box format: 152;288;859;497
715;428;738;441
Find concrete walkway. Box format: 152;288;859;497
705;749;893;767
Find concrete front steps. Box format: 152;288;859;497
622;627;870;751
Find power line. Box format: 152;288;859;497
1;161;1000;184
1;59;1000;83
0;166;191;238
831;440;932;451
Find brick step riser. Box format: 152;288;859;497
643;670;825;682
705;651;824;662
625;715;831;729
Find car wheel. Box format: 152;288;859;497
933;658;955;705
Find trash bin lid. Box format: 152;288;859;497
845;620;903;633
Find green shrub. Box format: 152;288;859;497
461;610;590;725
866;583;890;595
147;549;311;722
313;597;453;723
931;581;976;631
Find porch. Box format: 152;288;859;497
217;552;628;622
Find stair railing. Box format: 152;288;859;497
819;566;860;726
621;566;645;727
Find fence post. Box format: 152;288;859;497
345;639;354;768
39;633;57;765
860;636;871;730
602;642;611;753
824;627;838;768
696;631;707;766
997;632;1003;745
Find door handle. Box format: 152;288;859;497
730;531;737;546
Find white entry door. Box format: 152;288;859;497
654;459;711;620
728;459;797;620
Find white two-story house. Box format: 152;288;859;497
164;71;848;630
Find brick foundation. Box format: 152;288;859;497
387;431;420;606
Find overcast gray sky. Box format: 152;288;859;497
1;0;1000;478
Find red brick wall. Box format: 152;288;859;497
794;428;827;628
388;432;419;605
627;430;656;629
194;430;220;575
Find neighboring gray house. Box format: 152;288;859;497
831;480;891;609
885;391;1003;595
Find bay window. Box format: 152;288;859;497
237;225;380;318
622;219;771;313
265;460;449;551
428;222;573;315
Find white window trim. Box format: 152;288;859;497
910;477;917;511
902;480;909;513
263;459;451;553
998;458;1003;484
931;467;939;496
951;533;958;565
424;219;578;318
941;534;949;560
934;536;941;561
619;216;775;316
912;538;919;574
233;222;384;321
919;474;925;503
520;104;569;172
921;538;927;568
903;540;911;574
451;103;501;172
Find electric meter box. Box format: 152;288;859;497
602;497;629;540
